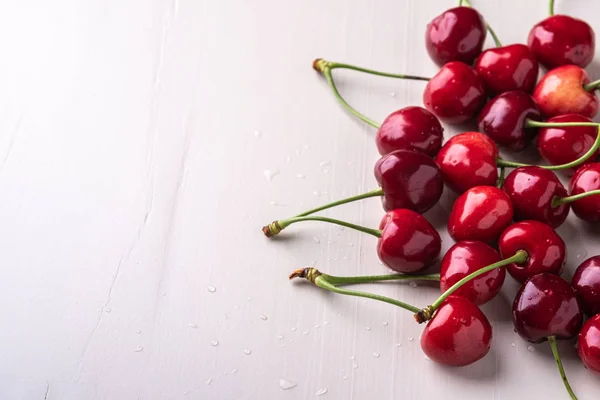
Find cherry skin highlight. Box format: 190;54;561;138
578;314;600;373
499;221;566;282
420;295;492;366
377;209;441;273
569;163;600;222
572;256;600;316
474;44;539;95
440;241;505;305
375;106;444;157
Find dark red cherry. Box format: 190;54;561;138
435;132;499;193
374;149;444;213
528;15;595;69
533;65;599;118
569;163;600;222
499;221;566;282
377;209;441;273
513;273;582;343
478;91;542;151
440;241;505;305
578;314;600;373
375;106;444;157
421;295;492;366
474;44;539;95
537;114;598;169
423;62;486;124
503;166;569;228
425;7;486;66
572;256;600;316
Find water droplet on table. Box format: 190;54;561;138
511;343;516;347
211;340;219;347
286;155;292;164
244;349;252;355
303;330;309;335
253;130;262;138
291;327;297;332
342;375;348;380
409;282;418;288
365;326;371;331
260;314;268;321
207;285;216;293
372;352;380;358
136;330;142;334
314;324;320;329
279;379;298;390
527;345;535;353
390;92;396;97
395;342;402;347
296;173;306;179
382;321;388;326
264;169;280;182
315;388;328;396
313;237;321;244
348;242;354;247
134;346;144;352
206;377;213;386
188;323;198;329
231;369;238;374
277;334;284;339
319;161;331;167
408;337;414;341
247;296;252;301
324;321;330;326
105;308;112;313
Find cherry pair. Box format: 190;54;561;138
572;256;600;373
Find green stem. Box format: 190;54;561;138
320;272;440;286
497;167;505;188
462;0;502;47
583;79;600;92
325;60;431;82
265;215;381;238
295;188;383;217
549;0;555;16
548;336;578;400
553;189;600;207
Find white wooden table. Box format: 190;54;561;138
0;0;599;398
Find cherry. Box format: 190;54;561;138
478;91;542;151
475;44;539;95
423;61;486;124
425;7;486;66
435;132;499;193
499;221;566;282
448;186;514;243
440;241;504;305
572;256;600;316
533;65;599;119
569;163;600;222
376;106;443;157
503;166;569;228
578;314;600;373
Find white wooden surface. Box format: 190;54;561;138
0;0;599;399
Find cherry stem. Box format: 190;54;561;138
415;250;528;323
548;335;578;400
553;189;600;207
289;267;421;314
461;0;502;47
318;271;440;286
497;167;505;188
583;79;600;92
264;215;382;238
549;0;555;16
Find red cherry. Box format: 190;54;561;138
420;295;492;366
533;65;599;119
478;91;542;151
503;166;569;228
448;186;514;243
499;221;566;282
537;114;599;169
435;132;499;193
377;209;441;273
528;15;595;69
374;149;444;213
425;7;486;66
474;44;539;95
513;273;582;342
578;314;600;373
440;241;505;305
572;256;600;316
375;106;444;157
569;163;600;222
423;61;486;124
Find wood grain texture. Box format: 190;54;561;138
0;0;599;398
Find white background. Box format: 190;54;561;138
0;0;599;399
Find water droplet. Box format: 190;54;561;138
324;321;330;326
231;369;238;374
365;326;371;331
314;324;321;329
319;161;331;167
260;314;268;321
279;379;298;390
253;130;261;138
348;242;354;247
527;345;536;353
264;169;280;182
291;327;297;332
395;342;402;347
105;308;112;313
136;330;142;334
390;92;396;97
244;349;252;355
408;337;414;341
335;225;345;231
211;340;219;347
313;237;321;244
206;377;213;385
303;330;309;335
409;282;418;288
188;323;198;329
296;173;306;179
134;346;144;352
286;155;292;164
342;375;348;380
247;296;252;301
511;343;516;347
207;285;216;293
382;321;388;326
288;339;294;344
315;388;328;396
313;190;321;197
372;352;380;358
277;334;284;339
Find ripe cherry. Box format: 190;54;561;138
569;163;600;222
503;166;569;228
475;44;539;95
448;186;514;243
499;221;566;282
572;256;600;316
425;7;486;66
376;106;443;157
423;61;486;124
578;314;600;373
478;91;542;151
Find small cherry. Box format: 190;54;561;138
513;273;582;399
499;221;566;282
475;44;539;95
572;256;600;316
578;314;600;373
448;186;514;243
569;163;600;222
423;61;486;124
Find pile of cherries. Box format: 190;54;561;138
264;1;600;398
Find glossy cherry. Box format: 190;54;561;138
578;314;600;373
533;65;599;118
435;132;499;193
572;256;600;316
425;7;486;66
528;15;595;69
420;295;492;366
537;114;598;169
377;209;441;273
475;44;539;95
478;91;542;151
569;163;600;222
440;241;505;305
503;166;569;228
375;106;444;157
499;221;566;282
423;62;486;124
448;186;514;243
